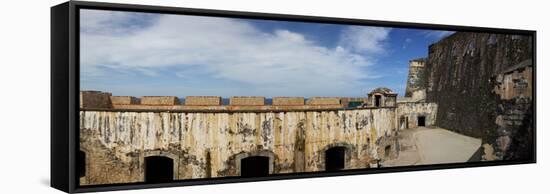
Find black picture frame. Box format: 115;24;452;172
51;1;536;193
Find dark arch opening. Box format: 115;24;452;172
418;116;426;127
374;95;382;107
78;150;86;178
240;156;269;177
145;156;174;183
325;146;346;171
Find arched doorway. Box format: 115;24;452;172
325;146;346;171
374;95;382;107
144;156;174;183
417;116;426;127
240;156;270;177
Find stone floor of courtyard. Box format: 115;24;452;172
382;127;482;167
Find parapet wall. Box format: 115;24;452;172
79;91;382;111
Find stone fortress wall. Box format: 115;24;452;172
79;88;437;185
77;31;533;186
422;33;533;161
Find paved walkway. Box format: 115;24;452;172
383;127;481;167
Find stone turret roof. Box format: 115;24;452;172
368;87;396;95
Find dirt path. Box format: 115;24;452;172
383;127;481;167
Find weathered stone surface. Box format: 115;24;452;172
230;96;265;106
141;96;179;105
80;91;112;109
405;58;427;98
184;96;221;106
423;32;533;162
493;60;532;100
488;63;533;161
396;102;438;129
79;108;398;185
424;32;532;138
272;97;305;106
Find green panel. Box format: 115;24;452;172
348;101;363;108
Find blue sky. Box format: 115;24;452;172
80;9;453;98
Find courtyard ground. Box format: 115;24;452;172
383;127;482;167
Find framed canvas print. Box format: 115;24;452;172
51;1;536;193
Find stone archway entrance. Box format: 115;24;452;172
325;146;346;171
374;95;382;107
234;150;275;177
240;156;270;177
418;116;426;127
144;156;174;183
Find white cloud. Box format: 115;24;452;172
338;26;391;54
80;10;390;97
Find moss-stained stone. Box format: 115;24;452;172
80;107;401;185
423;32;533;161
425;32;532;138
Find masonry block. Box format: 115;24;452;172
272;97;305;106
141;96;179;105
185;96;221;106
80;91;112;109
230;96;265;106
